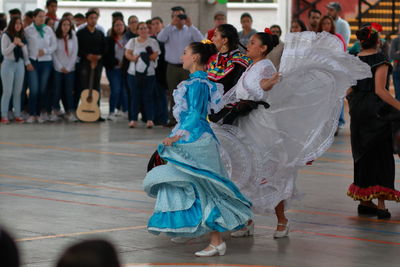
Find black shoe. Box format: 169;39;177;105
97;117;106;122
377;209;391;219
357;204;377;215
334;127;339;136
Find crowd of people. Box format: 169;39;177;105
1;0;400;263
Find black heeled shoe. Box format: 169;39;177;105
377;209;391;219
357;204;377;215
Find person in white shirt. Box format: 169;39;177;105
24;8;57;123
0;17;31;123
53;18;78;122
125;22;161;128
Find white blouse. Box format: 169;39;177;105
1;33;30;65
53;34;78;72
125;37;161;76
24;23;57;62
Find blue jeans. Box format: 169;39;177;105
128;74;156;121
28;60;53;116
393;70;400;101
154;81;168;125
54;71;75;112
106;68;128;113
1;59;25;117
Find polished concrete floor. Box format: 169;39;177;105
0;112;399;267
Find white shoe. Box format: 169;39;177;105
107;113;117;121
273;222;290;239
195;242;226;257
230;220;254;238
26;116;36;123
68;114;78;122
38;113;49;123
8;110;15;121
170;236;194;244
49;113;60;122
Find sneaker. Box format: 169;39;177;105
26;116;36;123
1;117;10;124
21;111;29;120
107;113;117;121
68;114;78;122
39;112;49;123
49;113;60;122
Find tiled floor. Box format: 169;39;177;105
0;115;399;267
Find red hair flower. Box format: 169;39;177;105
264;28;272;34
370;22;383;33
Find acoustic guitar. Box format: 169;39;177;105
76;65;100;122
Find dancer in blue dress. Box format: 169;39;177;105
143;41;253;257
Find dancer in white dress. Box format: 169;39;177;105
214;30;372;238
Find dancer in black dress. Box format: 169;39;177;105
347;23;400;219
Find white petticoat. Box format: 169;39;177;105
213;32;372;214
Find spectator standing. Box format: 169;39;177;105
25;8;57;123
9;9;22;19
267;24;284;70
238;13;257;53
73;13;85;28
390;24;400;100
45;0;58;22
146;19;153;36
1;17;30;123
125;22;160;128
206;11;227;40
318;15;346;51
291;19;307;32
151;16;168;125
308;9;321;32
107;11;124;36
157;6;203;126
53;18;78;122
77;8;106;36
76;10;106;121
104;18;128;120
125;15;139;40
23;11;34;28
326;2;350;46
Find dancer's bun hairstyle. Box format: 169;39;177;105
255;32;280;56
190;42;217;65
356;26;379;50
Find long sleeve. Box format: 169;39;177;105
22;45;30;65
53;42;63;70
189;25;204;42
67;34;78;71
44;29;57;55
1;34;16;56
77;30;88;59
157;24;174;43
390;38;400;61
341;20;351;45
174;83;207;140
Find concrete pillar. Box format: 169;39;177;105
151;0;227;34
277;0;292;38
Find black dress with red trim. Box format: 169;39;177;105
347;52;400;202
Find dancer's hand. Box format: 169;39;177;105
162;136;181;146
260;73;280;91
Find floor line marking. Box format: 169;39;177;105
0;141;151;158
255;226;400;245
16;225;146;242
0;173;146;194
0;192;152;214
0;182;152;205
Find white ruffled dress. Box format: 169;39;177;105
213;32;372;213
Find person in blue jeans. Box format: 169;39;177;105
53;18;78;122
25;8;57;123
125;22;160;128
0;17;30;124
104;18;128;121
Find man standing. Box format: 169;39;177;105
76;10;106;121
308;9;321;32
45;0;58;22
326;2;350;134
157;6;203;126
390;24;400;100
326;2;350;46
